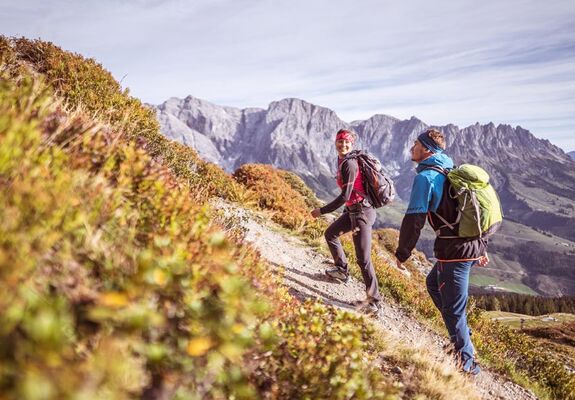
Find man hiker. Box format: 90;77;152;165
311;129;382;316
395;128;488;375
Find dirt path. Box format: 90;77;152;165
214;199;538;400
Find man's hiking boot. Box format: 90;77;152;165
325;266;349;283
353;299;381;317
453;350;481;376
459;360;481;376
442;342;456;356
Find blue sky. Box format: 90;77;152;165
2;0;574;151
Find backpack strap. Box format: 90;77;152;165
339;151;360;175
469;191;483;238
421;165;448;175
420;165;461;238
339;152;366;201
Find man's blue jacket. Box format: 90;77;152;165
395;153;486;262
406;153;454;214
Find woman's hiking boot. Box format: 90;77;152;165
353;299;381;317
325;266;349;283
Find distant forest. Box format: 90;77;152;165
473;293;575;316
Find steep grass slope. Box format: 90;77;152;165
0;37;402;399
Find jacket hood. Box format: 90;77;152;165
416;152;454;173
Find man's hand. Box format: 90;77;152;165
477;254;490;267
311;208;321;218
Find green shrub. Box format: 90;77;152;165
0;38;400;400
278;170;322;209
468;309;575;400
2;35;246;203
0;73;270;399
254;300;398;400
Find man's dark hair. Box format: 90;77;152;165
425;129;446;150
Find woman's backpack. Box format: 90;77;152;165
344;150;396;208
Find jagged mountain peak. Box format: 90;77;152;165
153;93;574;211
443;123;460;130
267;97;341;120
352;113;400;128
269;97;312;107
167;95;245;116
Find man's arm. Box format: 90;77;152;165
395;213;427;262
477;253;489;266
394;174;433;262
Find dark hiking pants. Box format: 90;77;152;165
426;260;476;371
324;204;382;303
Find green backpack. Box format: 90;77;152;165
431;164;503;239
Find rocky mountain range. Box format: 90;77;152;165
569;151;575;160
153;96;575;296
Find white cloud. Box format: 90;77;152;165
1;0;574;150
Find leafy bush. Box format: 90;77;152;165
469;309;575;400
0;73;271;399
277;170;323;209
233;164;324;239
0;38;402;400
254;300;398;400
1;35;246;203
11;37;159;136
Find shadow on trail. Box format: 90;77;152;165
282;274;357;311
282;265;335;283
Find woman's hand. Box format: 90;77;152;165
311;208;321;218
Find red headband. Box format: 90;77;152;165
335;130;355;143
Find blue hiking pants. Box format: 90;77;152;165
426;260;477;372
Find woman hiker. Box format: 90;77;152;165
311;129;382;316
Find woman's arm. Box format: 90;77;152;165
319;158;359;214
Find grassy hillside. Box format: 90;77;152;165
485;312;575;374
241;163;575;399
1;36;574;399
0;36;404;400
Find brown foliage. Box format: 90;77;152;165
234;164;325;239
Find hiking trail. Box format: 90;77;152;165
214;199;538;400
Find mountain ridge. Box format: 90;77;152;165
153;95;574;215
